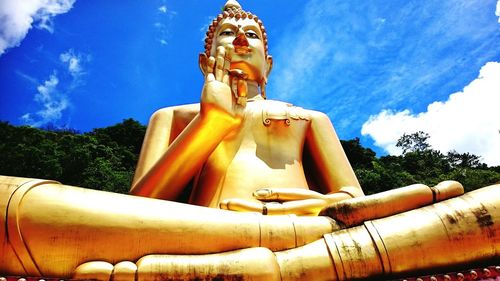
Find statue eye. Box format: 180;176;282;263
245;31;259;39
219;30;235;36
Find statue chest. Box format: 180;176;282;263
238;100;311;152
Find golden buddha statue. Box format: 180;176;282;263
129;0;363;215
0;1;498;280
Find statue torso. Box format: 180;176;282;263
173;100;312;208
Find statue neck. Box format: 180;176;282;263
246;80;261;99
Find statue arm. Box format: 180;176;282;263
130;106;241;200
305;110;364;198
131;46;243;200
131;106;179;190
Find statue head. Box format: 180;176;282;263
199;0;273;98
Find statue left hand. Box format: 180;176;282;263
219;188;352;216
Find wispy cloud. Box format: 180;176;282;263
267;0;500;139
0;0;76;56
496;0;500;22
154;3;176;46
21;72;68;127
59;48;91;82
21;49;89;128
158;5;167;14
15;70;39;85
362;62;500;166
361;2;500;166
199;15;215;42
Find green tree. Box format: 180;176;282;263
396;131;431;154
1;122;498;196
0;119;147;194
341;138;376;169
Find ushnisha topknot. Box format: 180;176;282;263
203;0;269;56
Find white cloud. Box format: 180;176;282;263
199;15;215;42
158;5;167;13
59;49;86;77
35;74;68;122
22;72;69;127
21;49;88;127
0;0;76;56
268;2;338;103
36;73;59;102
15;70;38;85
496;0;500;22
265;0;500;141
154;6;176;47
361;62;500;166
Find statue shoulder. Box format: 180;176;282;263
151;103;200;116
306;109;331;121
262;99;312;121
149;103;200;124
263;99;292;107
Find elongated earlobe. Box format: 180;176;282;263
260;78;267;99
266;55;273;78
199;53;208;76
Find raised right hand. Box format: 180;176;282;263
201;45;246;117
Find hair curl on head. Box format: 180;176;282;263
203;0;269;57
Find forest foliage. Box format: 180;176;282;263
0;120;498;195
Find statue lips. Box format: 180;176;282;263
234;46;251;55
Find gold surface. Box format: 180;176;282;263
136;248;281;281
0;0;498;280
320;181;464;227
321;184;499;280
0;176;335;277
2;177;494;280
130;0;362;214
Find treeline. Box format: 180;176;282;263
343;132;500;194
0;120;498;195
0;119;145;194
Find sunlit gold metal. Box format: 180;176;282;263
131;0;363;210
2;176;496;280
0;176;337;278
319;184;499;280
0;0;498;280
320;180;464;227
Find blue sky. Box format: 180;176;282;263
1;0;499;166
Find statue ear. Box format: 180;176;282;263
199;53;208;76
266;55;273;78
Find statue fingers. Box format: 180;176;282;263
219;198;262;212
205;56;216;79
277;199;326;216
264;199;326;216
222;45;233;85
253;188;324;202
219;197;326;216
215;46;226;82
222;71;230;85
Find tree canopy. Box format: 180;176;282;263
342;132;499;194
0;122;498;195
0;119;145;193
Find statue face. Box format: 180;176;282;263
211;17;271;82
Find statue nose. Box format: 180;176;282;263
232;29;249;48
